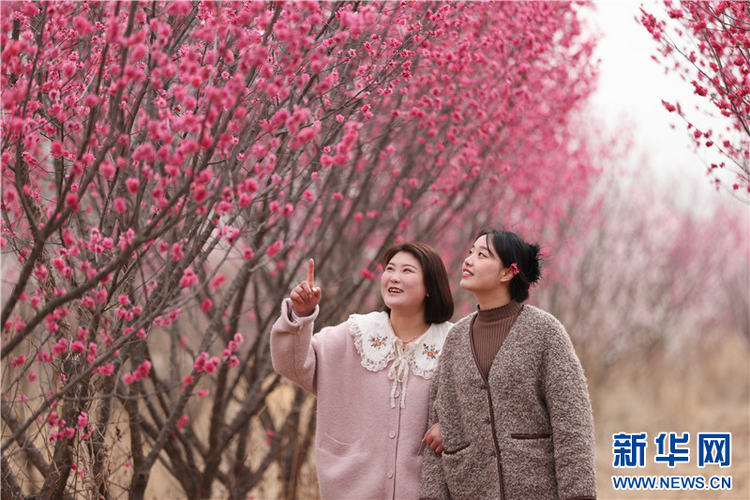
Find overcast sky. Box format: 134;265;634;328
588;2;698;173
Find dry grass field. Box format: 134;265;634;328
138;329;748;499
591;333;749;499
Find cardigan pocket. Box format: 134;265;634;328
317;432;363;456
502;433;556;499
510;433;551;440
316;433;370;498
441;442;484;499
442;441;471;455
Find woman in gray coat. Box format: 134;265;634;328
420;229;597;500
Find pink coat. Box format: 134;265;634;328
271;299;452;499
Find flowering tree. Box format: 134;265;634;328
1;1;598;498
640;1;750;200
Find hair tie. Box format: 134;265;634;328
509;263;519;275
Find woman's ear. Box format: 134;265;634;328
499;267;515;283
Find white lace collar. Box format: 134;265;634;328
348;311;451;408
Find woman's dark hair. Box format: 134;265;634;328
381;242;454;323
478;229;542;303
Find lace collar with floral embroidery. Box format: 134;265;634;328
347;311;451;379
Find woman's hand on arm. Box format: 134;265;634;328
290;259;322;317
423;422;444;454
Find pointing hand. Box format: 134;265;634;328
290;259;322;317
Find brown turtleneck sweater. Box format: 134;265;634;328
470;300;523;378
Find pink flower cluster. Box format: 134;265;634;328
641;1;750;196
122;360;152;385
193;352;220;374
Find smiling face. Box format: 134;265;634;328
380;251;428;315
460;235;510;298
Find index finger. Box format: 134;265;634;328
307;259;315;287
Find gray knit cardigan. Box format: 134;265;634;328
419;305;597;500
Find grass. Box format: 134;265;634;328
591;332;749;499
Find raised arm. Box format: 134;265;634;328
270;259;323;394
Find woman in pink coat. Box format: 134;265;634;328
271;242;454;499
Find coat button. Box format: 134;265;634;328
387;470;394;479
389;431;396;439
484;417;491;424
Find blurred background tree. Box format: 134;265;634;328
1;1;746;499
